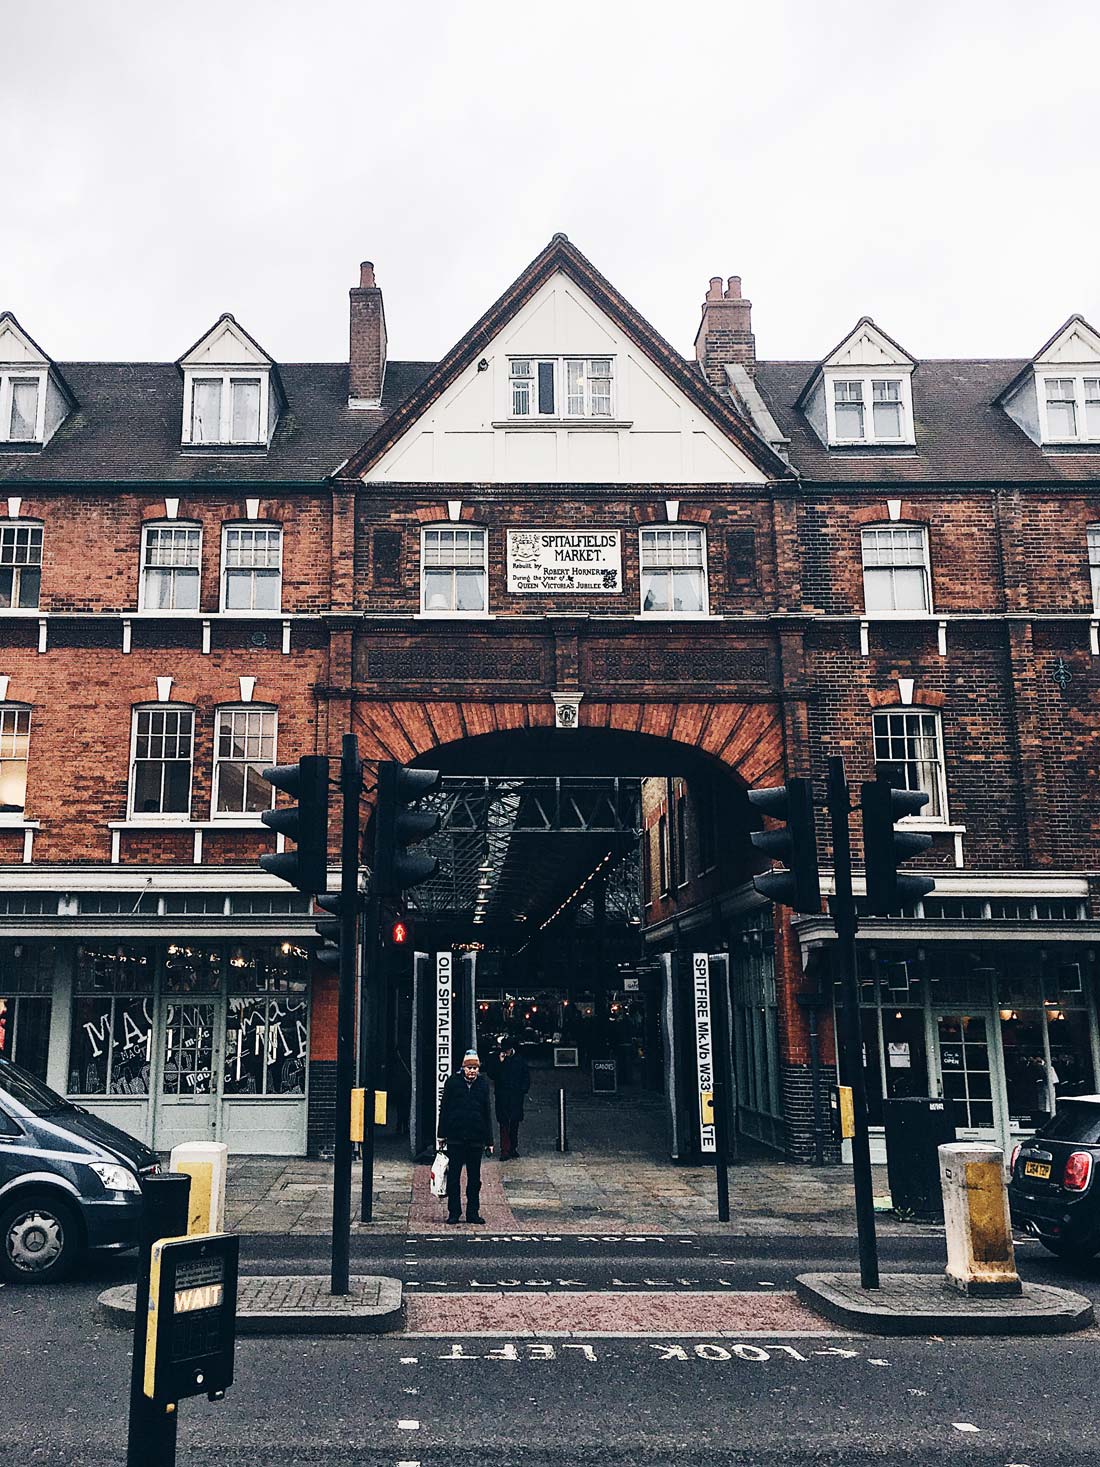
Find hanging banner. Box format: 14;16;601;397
506;530;622;593
435;951;453;1137
693;952;716;1153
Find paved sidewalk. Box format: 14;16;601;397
224;1143;930;1238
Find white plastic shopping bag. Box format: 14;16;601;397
429;1148;449;1198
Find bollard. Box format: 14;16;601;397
938;1142;1022;1297
557;1087;569;1153
170;1142;228;1235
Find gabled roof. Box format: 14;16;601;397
796;316;916;407
995;314;1100;405
342;234;795;481
0;311;78;408
176;313;285;401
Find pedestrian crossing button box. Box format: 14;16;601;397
143;1232;239;1406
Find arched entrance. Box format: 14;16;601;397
330;702;824;1166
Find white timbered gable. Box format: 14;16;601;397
363;271;769;485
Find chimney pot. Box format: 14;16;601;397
694;272;755;384
359;261;376;289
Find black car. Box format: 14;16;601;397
1008;1095;1100;1261
0;1054;158;1283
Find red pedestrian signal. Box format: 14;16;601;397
391;918;408;945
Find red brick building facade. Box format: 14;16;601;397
1;239;1098;1162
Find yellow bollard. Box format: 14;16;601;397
939;1142;1022;1296
169;1141;229;1236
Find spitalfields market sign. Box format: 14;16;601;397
506;530;622;593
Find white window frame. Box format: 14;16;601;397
0;521;44;612
0;704;31;821
1088;525;1100;613
861;524;932;616
139;522;202;614
638;526;709;617
0;369;48;444
419;525;489;616
220;523;283;613
211;706;277;818
871;708;949;825
507;357;615;419
1037;373;1100;445
128;705;195;821
824;371;914;446
181;369;270;446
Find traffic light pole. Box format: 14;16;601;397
331;733;361;1296
826;755;880;1290
359;887;382;1223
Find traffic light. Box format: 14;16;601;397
313;893;342;967
390;916;409;946
258;755;330;894
860;776;937;916
747;777;821;913
372;762;443;902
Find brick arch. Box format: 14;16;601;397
350;697;785;788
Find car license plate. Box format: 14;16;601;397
1024;1160;1051;1179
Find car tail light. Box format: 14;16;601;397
1063;1151;1094;1192
1010;1143;1021;1171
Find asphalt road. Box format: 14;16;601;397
2;1235;1098;1466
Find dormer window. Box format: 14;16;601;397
829;375;909;444
1040;375;1100;443
0;315;74;448
0;371;45;444
186;373;264;445
509;357;614;418
800;319;917;451
177;314;279;448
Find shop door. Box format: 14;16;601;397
934;1013;1001;1141
154;999;220;1151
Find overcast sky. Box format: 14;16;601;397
3;1;1098;368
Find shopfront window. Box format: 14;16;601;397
69;943;154;1095
223;943;309;1097
0;942;51;1078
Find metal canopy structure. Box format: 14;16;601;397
408;775;642;935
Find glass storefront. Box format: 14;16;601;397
65;938;311;1153
0;941;53;1077
851;943;1099;1150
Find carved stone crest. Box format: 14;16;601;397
552;691;583;729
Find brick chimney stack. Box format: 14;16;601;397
694;274;755;387
349;260;387;407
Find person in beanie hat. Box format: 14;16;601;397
438;1048;492;1223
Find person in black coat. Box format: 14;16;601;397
495;1036;531;1160
437;1048;492;1223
